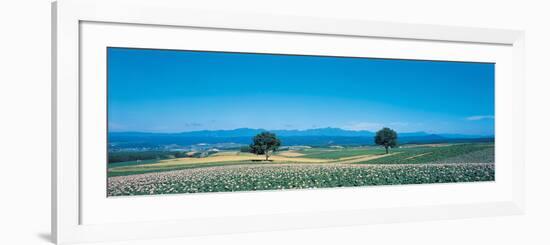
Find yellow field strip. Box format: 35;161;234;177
119;154;331;169
335;152;400;164
275;151;305;157
109;150;405;172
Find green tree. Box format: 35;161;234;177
374;127;398;154
250;132;281;160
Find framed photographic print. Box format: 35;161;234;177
52;0;525;244
106;47;497;196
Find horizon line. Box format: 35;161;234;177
108;127;495;136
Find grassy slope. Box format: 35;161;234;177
298;148;386;159
358;143;494;164
108;159;161;168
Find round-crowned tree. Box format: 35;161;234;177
374;127;398;154
250;132;281;161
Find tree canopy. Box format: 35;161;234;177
250;132;281;160
374;127;398;154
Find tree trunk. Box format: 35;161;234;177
265;151;269;161
385;146;389;154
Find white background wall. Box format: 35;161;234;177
1;0;548;244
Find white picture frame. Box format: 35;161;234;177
52;0;525;244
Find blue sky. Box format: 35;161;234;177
107;47;495;135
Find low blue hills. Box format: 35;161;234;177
109;127;494;149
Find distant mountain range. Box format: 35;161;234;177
109;127;494;150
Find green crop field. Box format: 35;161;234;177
358;143;494;164
108;163;494;196
299;148;386;159
107;142;495;196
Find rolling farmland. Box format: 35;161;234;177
107;143;495;196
